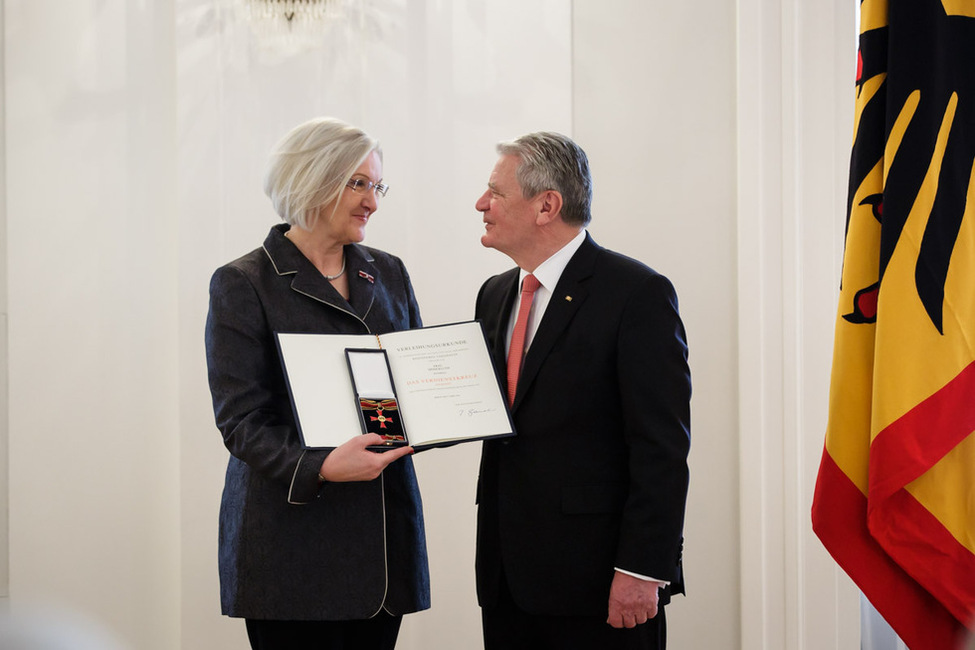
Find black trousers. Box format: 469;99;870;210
481;570;666;650
245;612;402;650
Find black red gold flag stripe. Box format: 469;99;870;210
812;1;975;647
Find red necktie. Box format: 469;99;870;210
507;274;541;406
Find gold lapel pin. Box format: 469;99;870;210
565;295;573;302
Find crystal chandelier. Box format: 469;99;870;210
241;0;352;55
245;0;342;24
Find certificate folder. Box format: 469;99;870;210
276;321;516;451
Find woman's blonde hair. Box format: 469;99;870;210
264;117;382;230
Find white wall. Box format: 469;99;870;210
572;2;739;646
737;0;860;647
4;1;179;647
2;0;858;648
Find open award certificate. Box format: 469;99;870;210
275;321;515;451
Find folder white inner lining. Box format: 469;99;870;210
347;350;396;398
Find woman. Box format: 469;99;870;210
205;117;430;649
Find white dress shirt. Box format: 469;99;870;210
504;229;587;356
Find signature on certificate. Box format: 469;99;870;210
461;407;495;418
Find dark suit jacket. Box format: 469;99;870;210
205;224;430;620
474;233;690;617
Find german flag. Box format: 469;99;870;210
811;1;975;648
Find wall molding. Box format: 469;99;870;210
737;0;860;647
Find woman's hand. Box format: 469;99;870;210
319;434;414;482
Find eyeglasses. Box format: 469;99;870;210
346;177;389;198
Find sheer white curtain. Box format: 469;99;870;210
177;2;573;648
6;1;573;648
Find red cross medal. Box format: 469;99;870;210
359;398;405;441
371;406;393;428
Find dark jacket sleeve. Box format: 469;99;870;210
614;272;691;585
205;265;328;503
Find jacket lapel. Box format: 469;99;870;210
344;245;378;318
511;234;599;411
481;270;520;384
263;224;377;323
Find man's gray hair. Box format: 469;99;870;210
497;131;592;226
264;117;382;231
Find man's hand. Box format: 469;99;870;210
319;434;414;482
606;571;663;629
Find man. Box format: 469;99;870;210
473;132;691;650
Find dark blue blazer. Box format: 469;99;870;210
474;233;690;616
205;224;430;620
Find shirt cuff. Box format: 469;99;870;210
614;567;670;585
